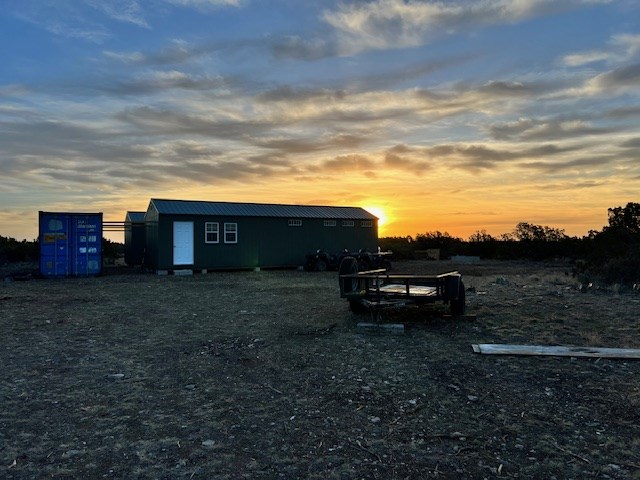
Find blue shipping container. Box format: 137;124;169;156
39;212;103;277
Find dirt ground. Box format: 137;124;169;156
2;259;640;479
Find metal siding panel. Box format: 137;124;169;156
157;215;175;270
124;222;145;266
144;205;159;269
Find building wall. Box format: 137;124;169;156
144;206;160;269
124;221;146;266
146;213;378;270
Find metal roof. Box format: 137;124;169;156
126;211;146;222
149;199;377;220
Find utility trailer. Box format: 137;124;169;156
338;257;465;317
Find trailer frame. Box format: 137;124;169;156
338;257;465;319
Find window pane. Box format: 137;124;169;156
205;222;219;243
224;223;237;243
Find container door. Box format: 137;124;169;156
40;215;70;277
173;221;194;265
72;216;102;275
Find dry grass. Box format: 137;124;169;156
1;259;640;479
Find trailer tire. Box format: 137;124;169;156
315;258;327;272
450;280;466;316
349;299;368;314
339;256;359;295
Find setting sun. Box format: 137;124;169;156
363;206;388;232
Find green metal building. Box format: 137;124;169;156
124;211;146;266
142;199;378;271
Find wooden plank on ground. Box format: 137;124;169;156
357;323;404;335
472;344;640;359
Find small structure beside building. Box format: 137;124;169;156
140;199;378;272
39;211;103;277
124;211;146;266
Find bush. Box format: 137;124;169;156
0;236;38;263
600;256;640;284
378;236;415;259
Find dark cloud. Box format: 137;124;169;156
161;159;280;183
0;119;108;156
376;142;584;173
310;106;415;126
245;153;291;168
103;73;231;96
270;35;339;61
114;106;276;138
594;63;640;89
452;144;583;170
104;38;258;66
257;86;346;103
258;56;474;101
167;141;224;159
347;55;476;91
520;156;616;174
488;119;534;140
621;137;640;149
314;154;376;174
387;144;414;154
489;118;614;141
384;152;426;173
477;81;536;96
460;79;562;99
606;106;640;119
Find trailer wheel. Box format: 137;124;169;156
450;280;466;316
349;299;368;314
339;256;359;295
315;258;327;272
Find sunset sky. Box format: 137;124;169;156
1;0;639;242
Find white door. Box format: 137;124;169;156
173;221;194;265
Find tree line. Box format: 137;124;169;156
0;236;123;264
1;202;638;283
380;202;640;284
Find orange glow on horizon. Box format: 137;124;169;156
362;205;389;234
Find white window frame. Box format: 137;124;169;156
205;222;219;244
342;220;355;227
323;220;337;227
288;219;303;227
361;220;373;227
224;223;238;244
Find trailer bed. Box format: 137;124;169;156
375;284;438;296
